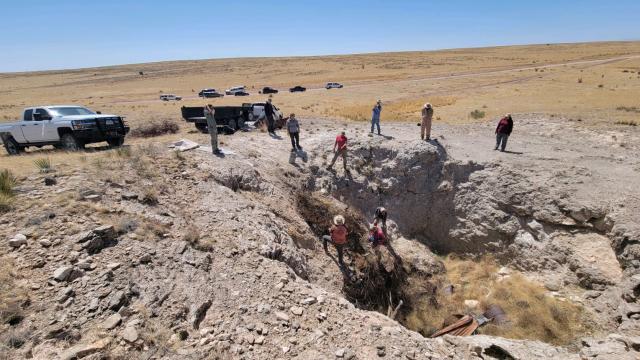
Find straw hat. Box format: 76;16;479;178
333;215;345;225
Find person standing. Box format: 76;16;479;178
264;98;276;135
323;215;349;265
204;104;220;154
495;114;514;152
371;100;382;135
328;131;348;171
287;113;302;151
421;103;434;140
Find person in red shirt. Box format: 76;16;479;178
328;131;348;171
495;114;514;152
368;223;386;247
323;215;349;265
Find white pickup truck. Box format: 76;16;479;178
0;105;129;155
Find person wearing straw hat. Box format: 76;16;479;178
323;215;349;265
421;103;434;141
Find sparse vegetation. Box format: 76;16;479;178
0;169;17;212
403;256;592;345
141;187;159;205
33;157;52;173
469;109;486;119
616;106;640;113
130;119;179;138
614;120;638;126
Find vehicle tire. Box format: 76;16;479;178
3;137;22;155
107;137;125;148
60;133;82;151
228;118;238;131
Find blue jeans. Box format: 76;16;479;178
496;133;509;151
371;118;380;134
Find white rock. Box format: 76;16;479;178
464;300;479;309
39;239;52;247
102;313;122;330
290;306;304;316
122;326;138;343
53;266;73;281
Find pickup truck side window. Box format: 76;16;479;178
23;109;33;121
35;108;51;120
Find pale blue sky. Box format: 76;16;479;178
1;0;638;72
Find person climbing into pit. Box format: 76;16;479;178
421;103;434;141
265;98;276;135
374;206;388;233
323;215;349;265
371;100;383;135
368;222;386;247
287;113;302;151
328;131;348;172
494;113;514;152
204;104;221;155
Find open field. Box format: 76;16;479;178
1;41;640;132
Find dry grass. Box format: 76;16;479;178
332;96;457;122
0;169;17;212
130;119;180;138
0;258;29;353
403;256;592;345
614;120;638;126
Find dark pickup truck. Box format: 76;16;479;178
181;105;250;134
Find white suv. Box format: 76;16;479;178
225;86;246;95
160;94;182;101
325;82;343;89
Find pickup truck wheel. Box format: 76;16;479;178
61;133;82;151
228;118;238;131
3;137;22;155
107;137;125;148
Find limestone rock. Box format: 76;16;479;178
102;313;122;330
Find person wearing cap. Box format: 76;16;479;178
323;215;349;265
371;100;383;135
495;114;514;152
328;131;348;171
204;104;221;154
421;103;434;141
368;223;386;247
264;98;276;135
286;113;302;151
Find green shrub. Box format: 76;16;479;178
33;158;52;173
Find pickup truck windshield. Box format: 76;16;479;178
48;107;95;116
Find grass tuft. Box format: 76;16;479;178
33;158;53;173
469;109;486;119
0;169;17;212
614;120;638;126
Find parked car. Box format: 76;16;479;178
260;87;278;94
225;86;246;95
325;82;343;89
289;86;306;92
160;94;182;101
0;105;129;155
198;89;224;98
234;91;250;96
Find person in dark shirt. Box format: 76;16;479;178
495;114;514;152
264;98;276;135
